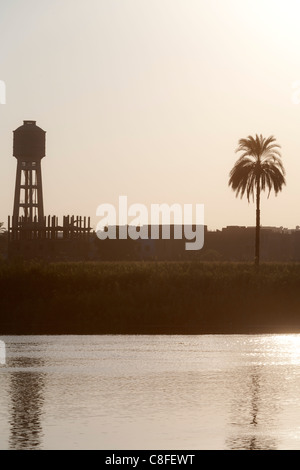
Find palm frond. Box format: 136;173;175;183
229;134;286;201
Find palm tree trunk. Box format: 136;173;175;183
255;179;260;267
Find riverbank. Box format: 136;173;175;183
1;261;300;335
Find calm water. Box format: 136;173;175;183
1;334;300;450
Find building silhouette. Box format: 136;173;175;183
93;225;300;262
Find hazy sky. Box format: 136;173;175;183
1;0;300;231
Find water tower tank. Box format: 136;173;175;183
13;120;46;160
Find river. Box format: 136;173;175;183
1;334;300;450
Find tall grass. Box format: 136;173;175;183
1;260;300;334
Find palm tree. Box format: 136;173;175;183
229;134;286;267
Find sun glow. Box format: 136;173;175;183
273;335;300;364
245;0;300;35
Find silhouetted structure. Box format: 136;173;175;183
93;224;300;262
95;225;207;261
8;121;92;260
12;121;45;226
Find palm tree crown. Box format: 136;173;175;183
229;134;286;201
229;134;286;266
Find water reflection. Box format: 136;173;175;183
2;335;300;450
226;367;278;450
8;356;45;450
250;373;259;427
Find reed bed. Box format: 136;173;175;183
1;260;300;334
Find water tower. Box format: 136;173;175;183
8;120;92;260
12;120;46;227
